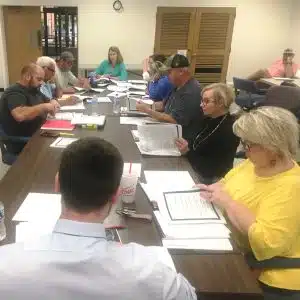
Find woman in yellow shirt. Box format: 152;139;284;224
199;106;300;299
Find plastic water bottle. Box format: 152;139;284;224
0;201;6;241
91;96;98;115
112;95;121;114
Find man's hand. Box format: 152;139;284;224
175;138;189;154
45;100;60;116
78;77;90;89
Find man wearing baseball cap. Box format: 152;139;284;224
55;51;90;93
248;48;298;81
137;54;203;144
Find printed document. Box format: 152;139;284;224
50;137;78;148
136;124;182;156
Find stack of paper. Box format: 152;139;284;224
120;117;159;126
50;137;78;148
53;112;83;120
71;115;106;126
128;80;147;84
41;120;75;131
60;102;86;111
136;124;182;156
107;85;128;93
107;91;127;98
140;171;233;251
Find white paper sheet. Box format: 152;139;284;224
153;211;229;239
107;85;128;92
123;162;142;177
71;115;106;126
120;117;159;126
128;80;147;84
74;87;86;92
127;91;146;97
162;238;233;251
129;84;147;91
60;102;86;111
127;97;154;112
136;124;182;156
53;112;83;120
16;221;57;242
50;137;78;148
91;88;105;93
107;91;127;98
13;193;61;222
97;97;111;103
164;190;220;221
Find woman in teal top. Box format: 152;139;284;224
94;46;128;81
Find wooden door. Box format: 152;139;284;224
154;7;196;62
3;6;42;84
191;8;236;85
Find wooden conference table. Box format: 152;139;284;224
0;95;263;300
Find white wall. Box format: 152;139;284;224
291;0;300;58
0;0;293;87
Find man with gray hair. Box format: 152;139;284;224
55;51;90;93
137;54;203;144
36;56;77;106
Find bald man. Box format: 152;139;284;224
0;63;60;155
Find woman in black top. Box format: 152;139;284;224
176;83;240;184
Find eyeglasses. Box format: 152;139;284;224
47;66;55;73
201;98;215;105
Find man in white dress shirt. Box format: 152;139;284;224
0;137;197;300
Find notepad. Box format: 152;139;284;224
50;137;78;148
41;120;75;131
53;112;83;120
60;102;86;111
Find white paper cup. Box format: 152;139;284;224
120;174;138;204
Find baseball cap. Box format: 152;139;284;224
283;48;295;56
165;54;190;69
60;51;75;61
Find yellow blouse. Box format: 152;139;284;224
223;159;300;290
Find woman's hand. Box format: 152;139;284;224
175;138;189;154
199;182;233;210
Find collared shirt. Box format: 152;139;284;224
55;68;78;89
40;82;56;99
0;219;196;300
164;78;203;144
267;59;298;77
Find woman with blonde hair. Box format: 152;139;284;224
176;83;239;184
94;46;127;81
146;54;173;102
199;106;300;299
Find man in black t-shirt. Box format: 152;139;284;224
136;54;203;144
0;63;60;154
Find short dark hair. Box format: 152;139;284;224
59;137;124;213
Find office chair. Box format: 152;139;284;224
0;125;29;165
233;77;267;110
260;85;300;120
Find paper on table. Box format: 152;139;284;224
91;88;105;93
127;91;146;97
148;246;176;271
153;211;229;239
128;79;147;84
13;193;61;222
71;115;106;126
136;124;182;156
50;137;78;148
60;102;86;111
120;117;159;126
107;91;127;98
74;87;86;92
107;85;128;92
123;162;142;177
131;130;139;141
54;112;83;120
15;221;56;243
162;238;233;251
129;84;147;90
97;97;111;103
127;97;154;112
164;190;221;221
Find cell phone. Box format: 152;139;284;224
40;130;59;138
